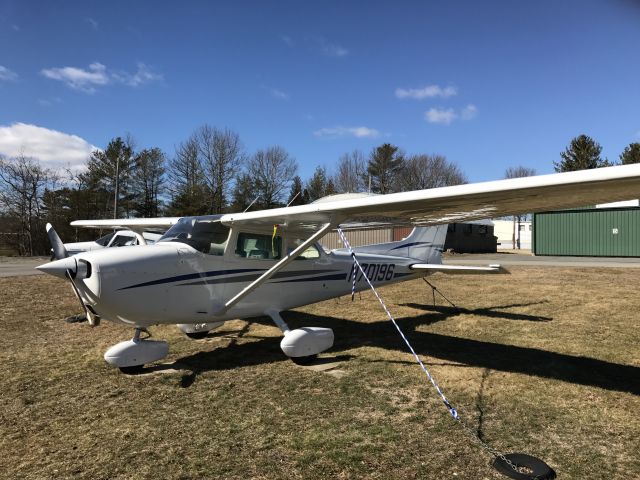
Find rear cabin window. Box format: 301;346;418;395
236;232;282;260
289;238;321;259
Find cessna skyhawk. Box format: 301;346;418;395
38;164;640;372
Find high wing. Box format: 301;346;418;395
70;217;181;232
220;164;640;233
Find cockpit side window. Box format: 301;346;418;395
236;232;282;260
159;218;230;255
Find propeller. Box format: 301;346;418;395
46;222;69;260
41;223;99;326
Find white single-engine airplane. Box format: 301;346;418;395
38;165;640;373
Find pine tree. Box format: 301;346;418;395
620;143;640;165
306;166;328;202
366;143;404;193
554;135;609;172
287;175;305;206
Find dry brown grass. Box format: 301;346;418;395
0;267;639;479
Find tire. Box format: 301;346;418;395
291;355;317;366
119;365;145;375
185;331;209;340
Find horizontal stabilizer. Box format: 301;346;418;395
410;263;508;274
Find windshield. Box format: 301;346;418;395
159;217;230;255
95;232;115;246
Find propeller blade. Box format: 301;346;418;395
46;223;69;260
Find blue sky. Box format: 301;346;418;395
1;0;639;182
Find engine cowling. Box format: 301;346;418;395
280;327;334;358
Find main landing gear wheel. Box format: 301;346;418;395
119;365;145;375
291;355;317;366
104;328;169;373
493;453;556;480
185;331;209;340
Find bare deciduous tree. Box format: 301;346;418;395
167;137;209;215
505;166;536;249
132;147;166;217
194;125;245;213
334;150;366;193
248;146;297;208
0;154;52;255
396;154;467;191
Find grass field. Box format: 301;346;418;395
1;267;639;479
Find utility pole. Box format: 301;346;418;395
113;156;119;219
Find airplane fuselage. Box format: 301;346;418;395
71;242;422;328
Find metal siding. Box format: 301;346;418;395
533;208;640;256
320;228;393;250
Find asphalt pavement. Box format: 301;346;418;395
0;257;49;278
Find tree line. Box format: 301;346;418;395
0;126;638;256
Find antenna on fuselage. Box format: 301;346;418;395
243;196;260;213
286;191;300;207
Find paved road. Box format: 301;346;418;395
0;257;48;278
444;252;640;268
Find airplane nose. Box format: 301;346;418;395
36;257;78;279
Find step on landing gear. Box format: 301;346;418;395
104;328;169;373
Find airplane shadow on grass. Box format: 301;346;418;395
175;303;639;396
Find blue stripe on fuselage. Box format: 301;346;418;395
118;268;264;290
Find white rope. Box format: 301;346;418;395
336;227;458;419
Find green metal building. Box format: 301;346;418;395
533;206;640;256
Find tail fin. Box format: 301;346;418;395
351;225;448;264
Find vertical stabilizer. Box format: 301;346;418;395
349;226;448;264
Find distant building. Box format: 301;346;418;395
533;200;640;257
492;219;532;250
444;221;497;253
320;221;498;254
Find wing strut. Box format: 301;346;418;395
216;222;334;315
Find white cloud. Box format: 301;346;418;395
313;126;380;138
112;63;163;87
41;62;162;93
38;97;62;107
461;104;478;120
0;65;18;81
395;85;457;100
280;34;293;47
425;105;478;125
41;62;109;93
270;88;290;100
322;43;348;57
314;37;348;57
425;108;457;125
0;123;98;170
85;17;99;30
